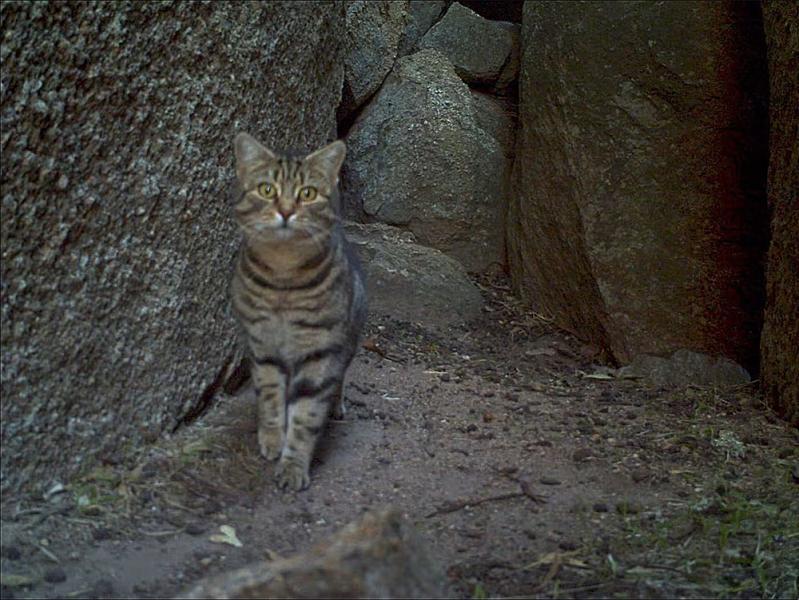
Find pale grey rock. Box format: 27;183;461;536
418;2;515;85
617;350;751;388
341;0;408;119
342;49;506;272
345;222;483;328
180;508;450;599
397;0;448;56
0;1;345;495
470;90;517;160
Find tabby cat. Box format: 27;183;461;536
230;132;367;491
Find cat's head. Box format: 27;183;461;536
232;132;346;241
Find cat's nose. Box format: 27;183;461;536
278;207;295;225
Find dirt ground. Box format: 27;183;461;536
1;274;797;599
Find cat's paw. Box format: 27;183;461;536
274;459;309;491
257;428;283;461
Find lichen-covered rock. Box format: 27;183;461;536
418;2;516;85
397;0;448;56
760;0;799;426
179;508;450;599
340;0;408;121
342;49;506;272
345;222;483;328
508;1;768;370
0;1;344;496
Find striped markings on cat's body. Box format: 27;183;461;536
230;132;366;491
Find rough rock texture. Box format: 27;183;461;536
419;2;516;86
342;49;506;272
180;508;450;599
495;21;521;93
470;90;517;161
340;0;408;122
397;0;448;56
617;349;751;388
760;0;799;426
0;1;344;496
508;1;768;370
345;222;483;328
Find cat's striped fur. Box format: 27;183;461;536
230;132;366;491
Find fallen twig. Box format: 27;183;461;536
425;491;524;518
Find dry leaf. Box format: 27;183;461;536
209;525;243;548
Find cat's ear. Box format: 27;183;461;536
305;140;346;183
234;133;275;177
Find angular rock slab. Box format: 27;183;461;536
0;2;344;495
180;508;450;599
418;2;516;86
617;349;751;388
342;49;506;272
341;0;408;120
397;0;448;56
344;222;483;328
760;0;799;426
508;1;768;369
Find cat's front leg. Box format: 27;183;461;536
275;360;342;491
252;362;287;461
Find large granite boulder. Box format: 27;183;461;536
419;2;517;86
508;1;768;370
180;508;450;599
0;1;345;495
345;222;484;328
342;49;506;272
397;0;448;56
760;0;799;426
340;0;408;121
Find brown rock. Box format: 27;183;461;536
760;0;799;426
0;2;345;495
508;2;768;371
179;508;449;599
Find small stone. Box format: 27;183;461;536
1;545;21;560
593;502;609;513
185;523;207;536
616;501;642;515
92;527;112;541
44;567;67;584
534;439;553;447
92;579;114;598
539;477;561;486
559;540;578;551
465;424;478;432
572;448;593;462
631;468;650;483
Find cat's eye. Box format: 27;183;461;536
298;186;317;202
257;182;277;199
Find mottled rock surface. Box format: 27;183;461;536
341;0;408;121
470;90;517;160
508;1;768;369
761;0;799;426
617;349;751;388
180;508;450;599
345;222;483;328
419;2;516;85
0;1;345;495
397;0;448;56
342;49;506;272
